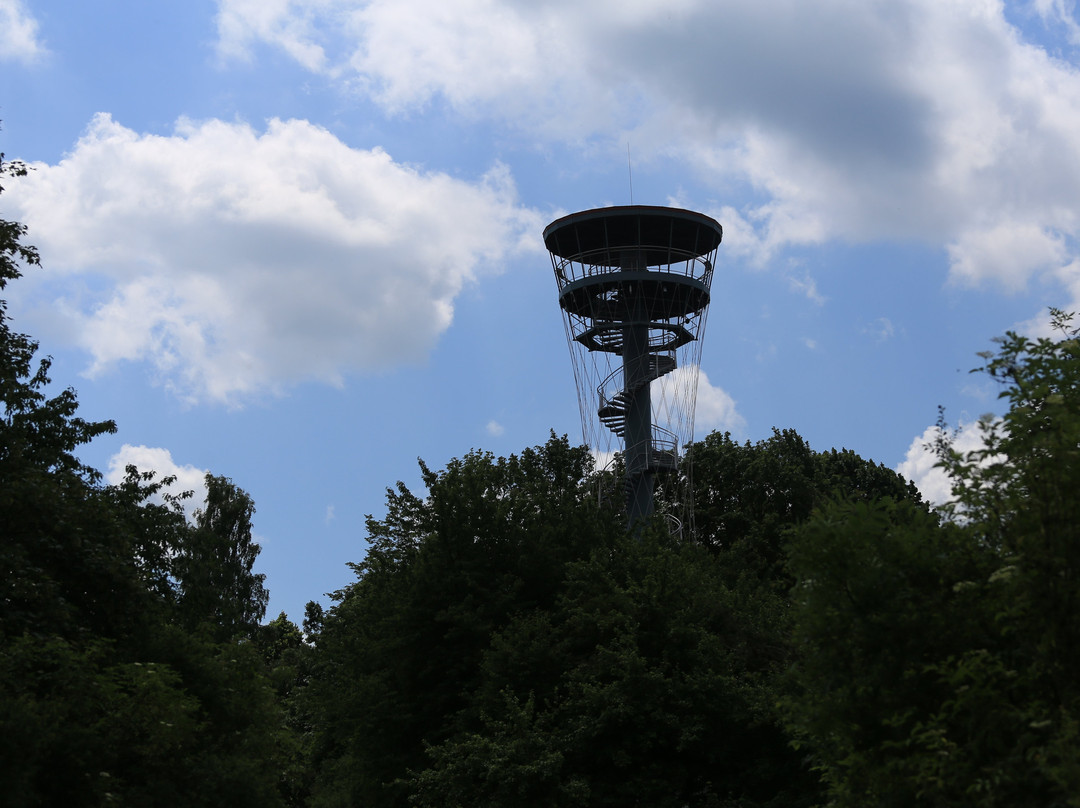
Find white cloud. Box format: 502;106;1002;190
947;223;1068;292
703;206;770;265
693;368;747;435
897;419;997;506
7;114;540;404
0;0;45;63
485;419;505;436
325;504;335;524
215;0;332;71
107;444;209;522
215;0;1080;293
653;364;746;436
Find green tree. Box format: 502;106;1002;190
690;428;923;586
255;611;317;807
0;149;289;807
0;152;122;643
785;310;1080;807
177;473;269;640
412;528;814;808
307;429;920;807
307;435;616;807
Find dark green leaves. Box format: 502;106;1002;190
785;309;1080;807
0;150;290;807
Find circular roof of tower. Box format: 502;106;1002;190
544;205;722;267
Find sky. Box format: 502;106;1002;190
3;0;1080;624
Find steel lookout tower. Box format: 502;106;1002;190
544;205;722;532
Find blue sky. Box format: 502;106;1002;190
3;0;1079;624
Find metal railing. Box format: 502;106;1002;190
551;247;714;290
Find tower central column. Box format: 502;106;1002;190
622;249;653;527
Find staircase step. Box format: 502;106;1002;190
649;354;677;379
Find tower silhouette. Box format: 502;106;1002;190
544;205;722;531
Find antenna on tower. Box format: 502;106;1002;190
544;206;723;536
627;143;634;205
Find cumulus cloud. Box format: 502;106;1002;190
653;364;746;436
485;419;505;436
0;0;46;63
106;444;210;522
216;0;1080;287
897;419;997;506
693;368;747;435
947;223;1068;293
7;114;540;404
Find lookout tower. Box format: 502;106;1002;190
544;205;722;532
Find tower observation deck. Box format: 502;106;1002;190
544;205;722;531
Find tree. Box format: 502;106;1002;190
306;429;921;807
177;473;269;640
784;310;1080;806
0;148;289;807
411;528;816;808
690;428;923;585
255;612;317;807
0;150;123;643
307;435;616;807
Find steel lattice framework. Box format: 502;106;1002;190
544;205;722;533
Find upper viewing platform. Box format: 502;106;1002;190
543;205;723;268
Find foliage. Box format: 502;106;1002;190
305;430;921;807
307;435;617;807
0;149;290;807
411;529;812;808
255;611;318;807
691;428;923;583
180;473;270;640
785;309;1080;807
